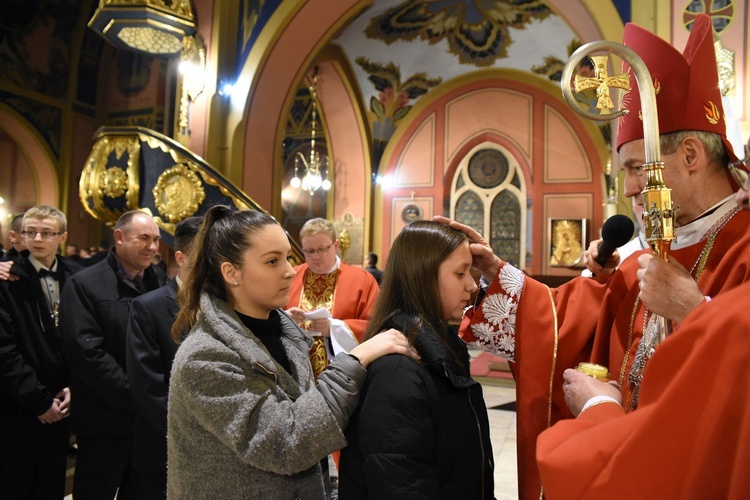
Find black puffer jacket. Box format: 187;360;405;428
339;314;495;499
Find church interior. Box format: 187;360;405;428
1;1;748;497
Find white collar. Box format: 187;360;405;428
28;254;57;273
672;195;737;250
321;256;341;274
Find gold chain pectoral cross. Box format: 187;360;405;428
574;55;630;114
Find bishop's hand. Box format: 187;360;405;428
636;254;705;324
433;216;503;281
562;368;622;417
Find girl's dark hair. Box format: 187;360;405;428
171;206;277;342
365;220;468;345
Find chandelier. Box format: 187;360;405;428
291;70;331;194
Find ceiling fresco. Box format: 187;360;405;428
328;0;587;171
333;0;579;107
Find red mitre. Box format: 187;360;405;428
616;14;746;181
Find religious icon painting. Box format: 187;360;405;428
548;218;587;267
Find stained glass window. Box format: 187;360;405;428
455;190;484;236
452;146;525;268
490;191;521;267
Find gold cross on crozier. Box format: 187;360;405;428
574;55;630;114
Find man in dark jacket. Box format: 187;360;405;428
0;213;26;280
0;205;81;498
126;216;201;499
60;210;165;499
364;252;383;286
1;212;26;263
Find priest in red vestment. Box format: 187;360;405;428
286;218;379;377
441;14;750;499
536;174;750;498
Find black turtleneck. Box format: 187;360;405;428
236;309;291;374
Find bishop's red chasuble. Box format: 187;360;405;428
536;280;750;498
460;207;750;499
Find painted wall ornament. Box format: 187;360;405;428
152;162;205;224
100;166;129;198
80;135;141;224
356;57;441;176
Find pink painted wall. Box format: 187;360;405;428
317;61;369;219
0;107;58;210
186;0;215;158
379;74;606;276
241;0;364;211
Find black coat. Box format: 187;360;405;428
0;252;82;420
1;246;20;262
364;266;383;286
339;315;495;499
125;280;180;471
59;248;166;436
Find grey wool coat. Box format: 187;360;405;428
167;293;366;499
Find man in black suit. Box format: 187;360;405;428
126;216;201;499
1;213;26;262
60;210;166;499
0;205;81;498
364;252;383;285
0;213;26;280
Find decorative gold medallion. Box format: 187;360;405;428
152;162;205;223
99;167;129;198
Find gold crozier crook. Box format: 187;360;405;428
561;43;676;409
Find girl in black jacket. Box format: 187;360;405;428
339;220;495;499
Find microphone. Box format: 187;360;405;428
594;214;635;266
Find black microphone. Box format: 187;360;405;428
594;214;635;266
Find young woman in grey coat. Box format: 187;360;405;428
167;206;411;499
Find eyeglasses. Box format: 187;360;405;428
301;242;335;257
729;158;750;191
21;231;64;240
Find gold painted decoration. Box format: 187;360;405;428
117;26;184;54
573;55;630;114
97;0;193;17
100;167;129;198
80;135;141;224
81;126;302;263
338;228;350;261
152;162;205;223
89;0;197;56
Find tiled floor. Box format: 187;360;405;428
483;382;519;499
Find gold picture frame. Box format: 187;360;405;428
548;218;587;267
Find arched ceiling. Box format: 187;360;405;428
332;0;588;107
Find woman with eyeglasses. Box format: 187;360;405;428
167;206;412;499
